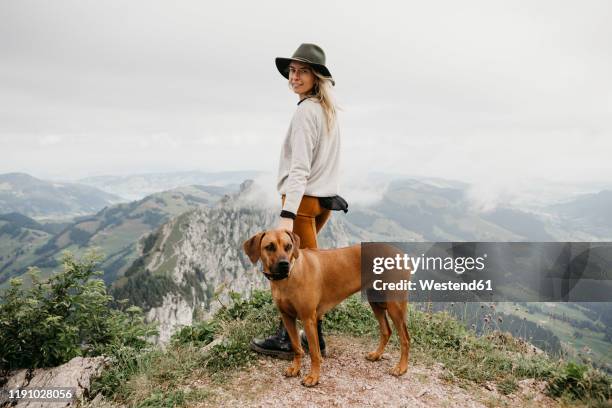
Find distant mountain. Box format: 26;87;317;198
0;172;123;218
108;178;611;343
3;175;611;362
0;213;55;283
105;179;612;369
346;179;556;241
0;212;54;234
77;170;261;200
547;190;612;238
0;184;236;288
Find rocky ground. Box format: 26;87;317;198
189;335;559;408
2;335;562;408
1;356;108;408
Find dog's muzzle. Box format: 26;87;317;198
263;259;295;281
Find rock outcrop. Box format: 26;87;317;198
118;180;357;344
0;356;108;408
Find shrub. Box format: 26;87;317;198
0;251;157;370
170;321;216;347
202;290;278;374
547;362;611;402
324;295;378;336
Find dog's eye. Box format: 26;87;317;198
285;244;292;251
265;243;276;251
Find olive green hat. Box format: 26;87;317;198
275;43;335;86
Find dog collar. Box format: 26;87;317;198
263;258;296;281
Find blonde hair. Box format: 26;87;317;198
311;70;338;133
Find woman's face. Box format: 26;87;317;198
288;61;316;96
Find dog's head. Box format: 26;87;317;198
243;229;301;279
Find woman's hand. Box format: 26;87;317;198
276;217;294;232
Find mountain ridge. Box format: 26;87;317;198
0;172;124;219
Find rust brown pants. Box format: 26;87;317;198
282;195;331;249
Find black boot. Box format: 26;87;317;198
300;319;327;357
250;319;294;360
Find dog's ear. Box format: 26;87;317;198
243;232;265;264
287;230;301;259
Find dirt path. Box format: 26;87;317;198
191;335;559;408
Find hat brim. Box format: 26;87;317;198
275;57;335;86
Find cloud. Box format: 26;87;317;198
0;0;610;192
38;134;63;146
137;133;182;149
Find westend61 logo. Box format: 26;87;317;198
372;253;487;275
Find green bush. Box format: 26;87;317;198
547;362;611;402
213;290;276;321
0;251;157;370
324;295;378;336
202;290;278;374
170;321;216;347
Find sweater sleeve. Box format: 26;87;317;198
281;105;319;216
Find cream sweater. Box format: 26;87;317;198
277;98;341;216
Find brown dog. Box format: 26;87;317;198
243;229;410;387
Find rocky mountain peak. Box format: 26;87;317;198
112;182;356;344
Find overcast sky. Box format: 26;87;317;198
1;1;611;200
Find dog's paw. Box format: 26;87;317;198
390;364;408;377
366;351;382;361
301;373;320;387
284;365;300;377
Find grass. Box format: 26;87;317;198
90;290;278;406
497;376;519;395
90;290;611;407
326;297;558;384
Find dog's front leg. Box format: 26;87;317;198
280;313;303;377
301;314;321;387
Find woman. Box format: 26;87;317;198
250;43;345;359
